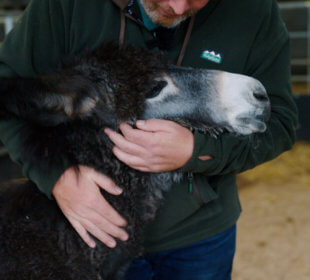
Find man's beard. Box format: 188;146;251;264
140;0;196;28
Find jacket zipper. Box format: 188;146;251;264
187;172;194;193
188;172;204;206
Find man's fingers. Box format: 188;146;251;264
136;119;175;132
112;146;146;168
64;199;128;248
112;146;154;171
119;123;148;142
70;218;96;248
107;124;153;147
105;127;146;156
95;195;128;227
53;166;129;248
81;219;117;248
89;212;129;241
89;168;123;195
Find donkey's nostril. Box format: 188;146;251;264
253;91;268;102
146;80;168;99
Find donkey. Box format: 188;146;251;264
0;43;270;280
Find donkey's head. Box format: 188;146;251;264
141;67;270;135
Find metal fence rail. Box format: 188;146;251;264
0;10;22;37
0;10;23;158
279;1;310;93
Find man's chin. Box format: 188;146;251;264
153;15;188;28
140;0;190;28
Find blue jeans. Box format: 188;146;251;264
124;225;236;280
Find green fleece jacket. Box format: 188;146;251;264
0;0;298;252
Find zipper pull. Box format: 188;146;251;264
188;172;193;193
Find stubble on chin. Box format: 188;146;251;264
140;0;195;28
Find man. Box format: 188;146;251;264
0;0;298;279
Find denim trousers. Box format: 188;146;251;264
124;225;236;280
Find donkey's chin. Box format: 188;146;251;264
231;117;267;135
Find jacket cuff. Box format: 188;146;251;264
180;130;220;173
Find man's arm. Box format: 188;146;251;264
0;0;128;248
0;0;69;197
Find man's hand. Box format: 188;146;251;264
104;119;194;172
52;166;129;248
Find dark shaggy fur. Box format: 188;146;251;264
0;43;212;280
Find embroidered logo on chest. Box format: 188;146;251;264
201;50;223;64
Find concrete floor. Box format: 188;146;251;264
233;142;310;280
233;182;310;280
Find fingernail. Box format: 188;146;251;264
136;120;145;127
121;233;129;241
108;240;116;248
104;128;112;134
115;186;123;194
120;219;128;227
89;241;96;248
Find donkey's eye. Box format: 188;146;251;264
146;80;168;99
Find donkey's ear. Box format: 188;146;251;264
0;71;101;126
